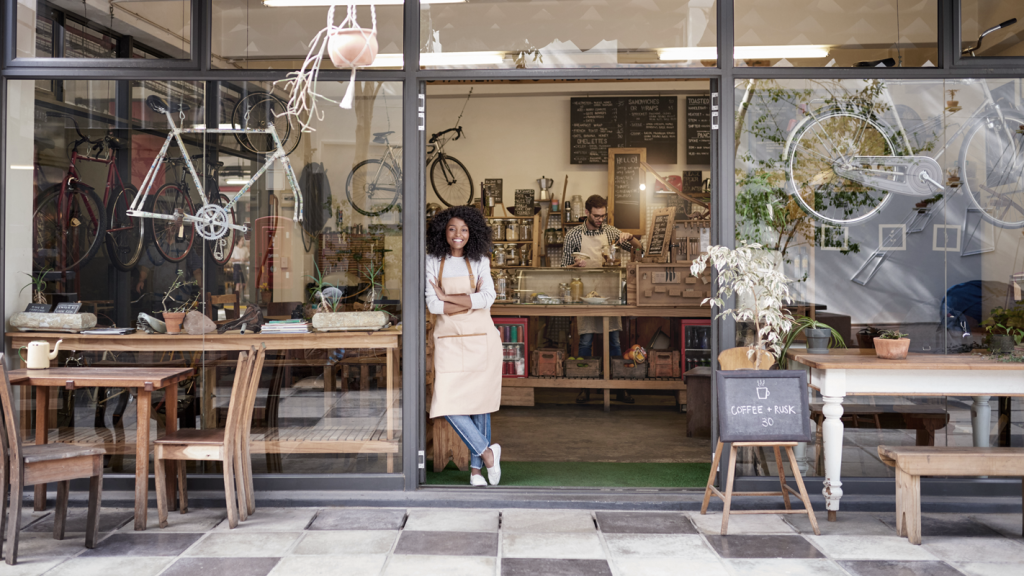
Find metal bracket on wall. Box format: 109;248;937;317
961;208;995;256
850;195;948;286
418;94;425;131
418;450;425;469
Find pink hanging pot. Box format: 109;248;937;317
328;28;378;69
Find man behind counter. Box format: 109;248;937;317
561;194;642;404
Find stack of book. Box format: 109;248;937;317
260;319;310;334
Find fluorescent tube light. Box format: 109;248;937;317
420;51;505;67
10;165;34;170
264;0;465;6
659;45;830;61
226;178;252;186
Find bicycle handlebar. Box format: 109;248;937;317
962;17;1018;55
429;126;464;144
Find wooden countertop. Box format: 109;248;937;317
490;304;709;317
787;349;1020;371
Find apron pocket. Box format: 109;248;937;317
435;333;488;374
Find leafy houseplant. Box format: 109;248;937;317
981;303;1024;354
779;317;847;367
874;330;910;360
690;243;795;370
21;268;52;305
159;270;199;334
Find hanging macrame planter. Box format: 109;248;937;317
276;4;379;132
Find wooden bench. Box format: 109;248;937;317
878;445;1024;544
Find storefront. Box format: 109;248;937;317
1;1;1023;502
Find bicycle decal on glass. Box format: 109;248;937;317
129;96;303;254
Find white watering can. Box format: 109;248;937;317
18;339;62;370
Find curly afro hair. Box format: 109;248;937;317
426;205;493;262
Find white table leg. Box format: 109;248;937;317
821;394;845;521
971;396;992;448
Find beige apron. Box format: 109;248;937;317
578;229;621;334
429;258;503;418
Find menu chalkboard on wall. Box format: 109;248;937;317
645;207;676;258
686;96;711;165
717;370;812;443
571;97;678;165
607;148;647;234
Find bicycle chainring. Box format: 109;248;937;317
194;204;231;240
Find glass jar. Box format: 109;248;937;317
569;275;584;303
571;195;585;221
493;270;508;301
545;228;557;245
520;219;533;241
491;219;504;241
493;248;506;266
505;220;520;241
519;244;532;266
559;282;571;302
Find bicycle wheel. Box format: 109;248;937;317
149;183;196;263
346;159;401;217
231;92;299;156
105;185;145;271
205;192;237;266
958;110;1024;229
784;109;895;225
33;185;106;272
430;154;474;207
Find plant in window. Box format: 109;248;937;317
690;243;794;369
306;262;343;314
157;270;199;334
981;303;1024;354
874;329;911;360
778;316;847;367
21;268;52;305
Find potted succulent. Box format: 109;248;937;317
307;263;389;332
21;268;52;305
778;317;847;367
159;271;199;335
874;330;911;360
982;304;1024;355
690;243;794;370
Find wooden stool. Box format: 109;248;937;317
701;439;820;535
432;418;470;472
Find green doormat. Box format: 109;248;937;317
425;461;711;488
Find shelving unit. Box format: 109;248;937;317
493;317;529;378
486;214;542;267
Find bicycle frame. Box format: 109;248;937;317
61;145;137;236
130;107;303;237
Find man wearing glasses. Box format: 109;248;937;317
561;195;642;404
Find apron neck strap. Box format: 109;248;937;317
438;256;478;293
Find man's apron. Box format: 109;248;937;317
429;258;503;418
578;229;621;335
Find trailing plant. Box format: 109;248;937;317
877;330;908;340
159;270;199;314
690;243;794;369
778;316;847;368
21;268;52;305
982;303;1024;340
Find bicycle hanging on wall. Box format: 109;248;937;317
129;96;303;255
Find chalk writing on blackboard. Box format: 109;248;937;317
572;97;677;164
717;370;811;443
686;96;711;165
612;154;641;231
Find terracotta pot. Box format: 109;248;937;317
873;337;910;360
328;29;378;68
162;312;187;335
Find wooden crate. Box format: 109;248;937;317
565;357;602;378
611;358;647;379
648;350;682;378
531;348;565;378
635;263;711;307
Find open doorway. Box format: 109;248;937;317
424;79;716;488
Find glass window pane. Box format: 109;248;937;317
420;0;717;69
15;1;191;59
6;79;404;475
732;77;1022;480
212;1;403;70
734;1;937;67
961;1;1024;58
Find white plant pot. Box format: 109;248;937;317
328;29;378;68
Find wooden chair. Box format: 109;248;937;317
718;347;776;370
154;345;265;528
206;291;240;321
0;354;104;565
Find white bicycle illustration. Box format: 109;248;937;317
129;95;303;251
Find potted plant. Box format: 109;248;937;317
778;316;847;367
982;303;1024;355
21;268;52;305
307;263;389;332
159;271;199;335
874;330;910;360
690;243;794;370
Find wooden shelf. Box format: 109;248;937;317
487;215;535;219
494;240;533;244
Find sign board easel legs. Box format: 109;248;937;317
701;440;820;535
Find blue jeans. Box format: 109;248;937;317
445;414;491;469
579;331;621;358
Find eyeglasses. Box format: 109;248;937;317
590;213;607;220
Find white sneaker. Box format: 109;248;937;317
470;474;487;487
486;444;502;486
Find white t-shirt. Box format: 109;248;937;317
425;254;495;315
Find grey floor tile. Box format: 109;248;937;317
690;512;798;534
921;536;1024;564
79;533;203;557
184;532;302;557
394;531;498;556
160;557;281;576
807;535;941;561
501;509;595;534
308;508;406;531
704;535;826;559
969;514;1024;539
725;558;852;576
603;534;717;560
383;555;496;576
502;533;605;559
43;556;173;576
501;558;612;576
839;560;966;576
126;509;227;533
786;512;896;536
616;558;729;576
403;508;499;532
22;508;133;535
595;511;697;534
880;515;1003;538
211;508;318;532
291;530;398;555
0;557;63;576
270;555;386;576
957;562;1024;576
8;532;102;560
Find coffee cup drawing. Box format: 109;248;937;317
756;385;770;400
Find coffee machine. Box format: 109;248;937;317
537;176;554;201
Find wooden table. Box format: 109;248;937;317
7;328;402;471
491;305;705;411
787;349;1024;521
9;367;194;531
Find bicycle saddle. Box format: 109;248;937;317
106;136;126;150
855;57;896;67
146;95;191;114
372;131;394;144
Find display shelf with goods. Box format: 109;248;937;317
486;214;542;268
493;317;529;378
681;319;712;373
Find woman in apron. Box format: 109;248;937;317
426;206;503;486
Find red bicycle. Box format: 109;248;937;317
33;114;145;272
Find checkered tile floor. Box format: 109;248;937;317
4;506;1023;575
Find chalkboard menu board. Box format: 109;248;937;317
514;189;535;216
483;178;503;201
608;149;644;233
645;207;675;257
717;370;812;443
682;171;703;195
571;97;677;165
686;96;711;165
